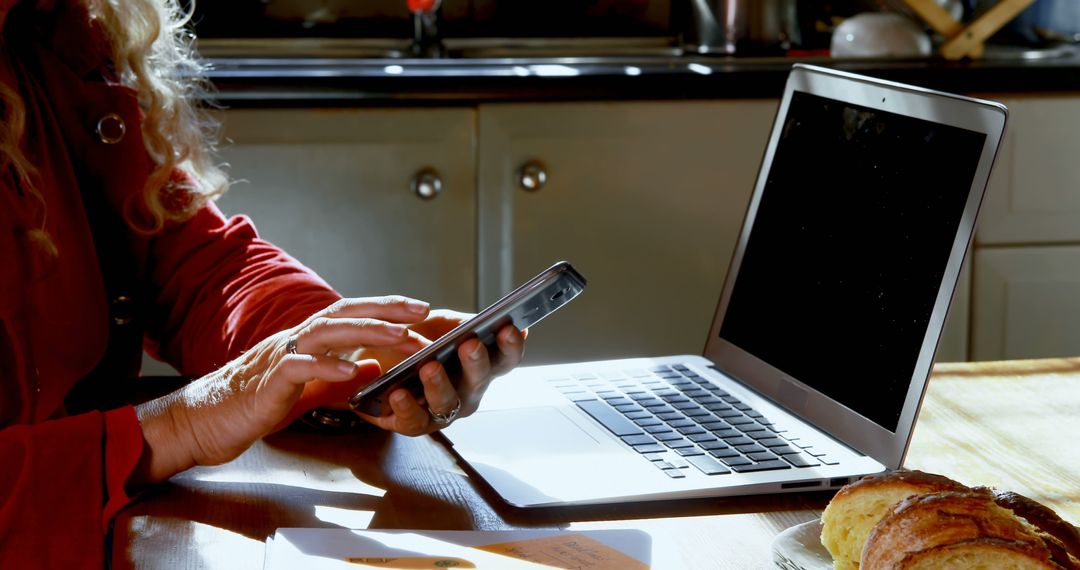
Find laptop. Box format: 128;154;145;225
442;64;1007;508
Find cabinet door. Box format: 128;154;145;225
478;101;777;363
977;96;1080;245
214;108;477;309
972;246;1080;360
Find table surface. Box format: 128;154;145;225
111;358;1080;569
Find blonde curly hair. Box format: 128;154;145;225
0;0;227;256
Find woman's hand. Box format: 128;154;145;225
132;296;432;485
352;309;526;436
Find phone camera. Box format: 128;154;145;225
550;288;568;301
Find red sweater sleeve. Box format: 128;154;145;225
144;202;342;375
0;407;140;567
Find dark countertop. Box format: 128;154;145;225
202;44;1080;107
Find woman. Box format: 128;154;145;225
0;0;524;565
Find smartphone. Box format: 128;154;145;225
348;261;587;416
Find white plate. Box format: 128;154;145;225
771;519;833;570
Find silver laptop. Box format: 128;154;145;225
442;64;1007;508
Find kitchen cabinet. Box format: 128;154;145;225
971;95;1080;361
972;246;1080;360
476;100;774;363
213;108;477;308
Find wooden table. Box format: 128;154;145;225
111;359;1080;569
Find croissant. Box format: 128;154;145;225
820;470;1080;570
820;470;968;570
861;490;1075;569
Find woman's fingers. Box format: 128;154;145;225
491;325;525;376
293;317;428;355
318;296;431;323
419;361;460;415
455;339;492;414
355;389;431;436
272;358;382;430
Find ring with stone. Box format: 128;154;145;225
428;398;461;427
285;335;299;355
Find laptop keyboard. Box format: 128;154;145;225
548;364;836;479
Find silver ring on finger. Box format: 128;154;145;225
428;398;461;427
285;335;299;355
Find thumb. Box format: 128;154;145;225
280;359;383;428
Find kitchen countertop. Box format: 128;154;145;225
199;40;1080;106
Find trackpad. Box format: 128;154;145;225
446;407;607;458
444;407;654;506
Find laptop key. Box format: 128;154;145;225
772;445;802;455
727;415;755;425
643;452;669;462
722;436;755;446
683;407;712;417
743;430;774;440
667;419;696;428
735;444;766;455
784;454;820;468
632;443;668;454
710;428;742;439
654;431;684;442
662;469;686;479
747;451;780;462
673;401;702;411
699;440;729;451
692;414;722;425
759;438;790;448
710;448;742;459
675;447;705;457
657;412;684;421
665;439;696;449
645;424;673;434
688;433;717;443
700;421;731;431
730;460;792;473
614;404;642;414
628;413;658;422
719;455;752;467
576;400;643;437
677;425;706;436
622;434;658;446
686;454;732;475
566;392;596;402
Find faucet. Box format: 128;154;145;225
408;0;446;57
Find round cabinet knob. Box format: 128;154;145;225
411;168;442;200
518;161;547;192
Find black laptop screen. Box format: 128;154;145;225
718;90;986;432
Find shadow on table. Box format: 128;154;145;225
263;425;835;530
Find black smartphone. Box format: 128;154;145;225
348;261;587;416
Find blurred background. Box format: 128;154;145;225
191;0;1080;53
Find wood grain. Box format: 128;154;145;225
111;359;1080;569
